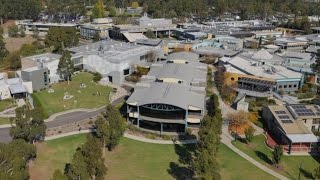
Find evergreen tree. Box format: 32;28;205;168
57;51;74;84
65;149;90;180
10;105;46;143
245;126;255;143
0;139;36;179
97;104;126;151
5;51;21;70
45;27;79;52
272;145;283;165
92;0;105;19
0;34;8;62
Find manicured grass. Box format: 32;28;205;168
32;134;275;180
0;99;15;112
0;117;10;125
32;134;87;178
233;135;320;180
32;72;112;116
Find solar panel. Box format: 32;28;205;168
278;115;290;119
275;111;286;115
281;120;293;123
291;105;316;116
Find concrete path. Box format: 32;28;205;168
221;132;289;180
0;95;127;143
124;133;197;145
210;68;289;180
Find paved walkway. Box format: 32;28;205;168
210;68;288;180
124;133;197;145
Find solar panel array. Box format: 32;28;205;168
274;110;293;124
314;105;320;116
291;105;316;116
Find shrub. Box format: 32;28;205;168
245;126;255;143
8;25;19;37
186;128;193;136
93;72;102;82
162;134;171;140
146;133;156;139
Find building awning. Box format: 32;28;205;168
238;77;275;87
123;32;147;42
287;134;318;143
9;84;27;94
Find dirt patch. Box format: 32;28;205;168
4;35;36;52
29;143;52;180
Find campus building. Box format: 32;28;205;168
79;18;113;39
126;52;207;134
109;14;175;40
21;40;164;89
16;20;79;37
220;49;304;96
263;104;319;153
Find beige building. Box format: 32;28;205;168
263;104;319;153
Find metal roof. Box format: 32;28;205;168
9;84;27;94
127;82;205;110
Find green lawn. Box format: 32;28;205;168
32;134;276;180
0;117;10;125
233;135;320;179
0;99;15;112
32;72;112;116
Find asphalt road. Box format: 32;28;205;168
0;95;127;143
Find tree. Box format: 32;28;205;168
8;24;19;37
227;110;250;136
145;29;156;39
0;0;41;21
96;104;126;151
146;51;156;62
31;26;39;39
93;31;101;42
109;7;117;17
45;27;79;52
19;26;25;37
0;139;36;179
245;126;255;143
57;51;74;84
0;34;8;62
131;1;139;9
92;0;105;19
315;165;320;180
10;105;46;143
81;135;107;179
20;41;45;57
4;51;21;70
272;145;283;165
65;149;90;180
52;169;68;180
93;72;102;82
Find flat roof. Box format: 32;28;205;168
127;82;205;110
68;40;156;64
226;53;303;80
9;84;27;94
23;53;61;63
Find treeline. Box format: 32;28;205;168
0;0;41;22
52;104;126;180
0;105;46;179
192;94;223;179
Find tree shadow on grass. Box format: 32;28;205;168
167;144;196;180
299;168;314;179
254;150;273;165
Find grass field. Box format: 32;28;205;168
32;72;112;116
30;134;276;180
0;99;15;112
0;117;10;125
233;135;320;180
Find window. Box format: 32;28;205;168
293;84;297;88
289;85;292;88
312;126;315;131
279;85;282;88
123;69;130;75
231;77;235;81
140;55;144;61
312;119;320;124
284;85;287;88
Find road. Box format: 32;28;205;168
0;95;126;143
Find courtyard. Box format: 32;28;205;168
32;72;112;116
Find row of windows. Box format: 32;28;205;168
278;84;297;89
312;119;320;124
